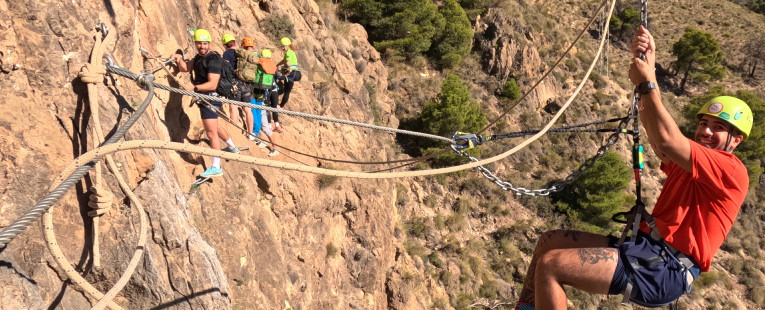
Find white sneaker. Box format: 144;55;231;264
258;141;268;149
248;134;257;141
268;149;279;157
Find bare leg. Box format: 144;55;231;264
519;230;615;306
243;107;254;135
229;104;239;126
217;122;231;143
202;118;221;150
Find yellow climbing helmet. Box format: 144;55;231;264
193;29;212;42
280;37;292;46
221;33;236;46
260;49;272;58
697;96;754;140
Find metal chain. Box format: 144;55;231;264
455;116;632;196
640;0;648;28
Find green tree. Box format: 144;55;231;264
429;0;473;69
609;5;640;40
671;27;726;92
419;74;487;137
338;0;384;26
682;86;765;186
742;35;765;77
554;152;632;228
372;0;445;59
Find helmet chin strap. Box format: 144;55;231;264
724;128;735;153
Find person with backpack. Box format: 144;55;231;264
221;34;255;140
171;29;240;178
275;37;301;132
513;26;753;309
259;49;282;132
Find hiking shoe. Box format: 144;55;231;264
274;125;283;133
222;146;239;154
268;149;280;157
258;141;268;149
247;134;257;141
514;298;534;310
199;166;223;178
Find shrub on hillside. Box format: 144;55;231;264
500;78;521;100
262;14;296;46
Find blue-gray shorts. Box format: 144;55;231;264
607;232;700;307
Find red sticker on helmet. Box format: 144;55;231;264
708;102;723;114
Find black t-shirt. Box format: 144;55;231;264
223;49;237;70
192;52;223;86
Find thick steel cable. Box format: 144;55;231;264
44;11;615;182
42;28;150;310
105;65;455;144
0;77;155;251
1;0;615;250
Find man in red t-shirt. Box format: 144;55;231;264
513;26;753;310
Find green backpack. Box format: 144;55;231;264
253;58;277;90
234;48;259;82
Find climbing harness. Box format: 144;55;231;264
607;1;698;308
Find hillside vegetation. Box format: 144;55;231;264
326;0;765;308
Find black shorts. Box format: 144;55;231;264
198;92;223;120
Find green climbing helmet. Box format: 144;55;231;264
194;29;212;42
697;96;754;140
280;37;292;46
221;33;236;46
260;48;272;58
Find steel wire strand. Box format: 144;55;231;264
2;0;615;250
105;65;455;144
0;78;155;253
41;28;149;310
47;0;616;188
376;0;613;173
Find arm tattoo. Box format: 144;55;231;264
577;248;617;266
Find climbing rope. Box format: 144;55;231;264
453;0;618;195
478;0;612;135
0;26;153;310
0;3;620;306
105;65;455;145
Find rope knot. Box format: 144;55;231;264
136;73;154;90
78;63;106;84
87;185;114;217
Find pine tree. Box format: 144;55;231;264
429;0;473;69
419;74;487;137
372;0;444;58
671;27;725;92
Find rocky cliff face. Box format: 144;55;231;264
0;0;420;309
